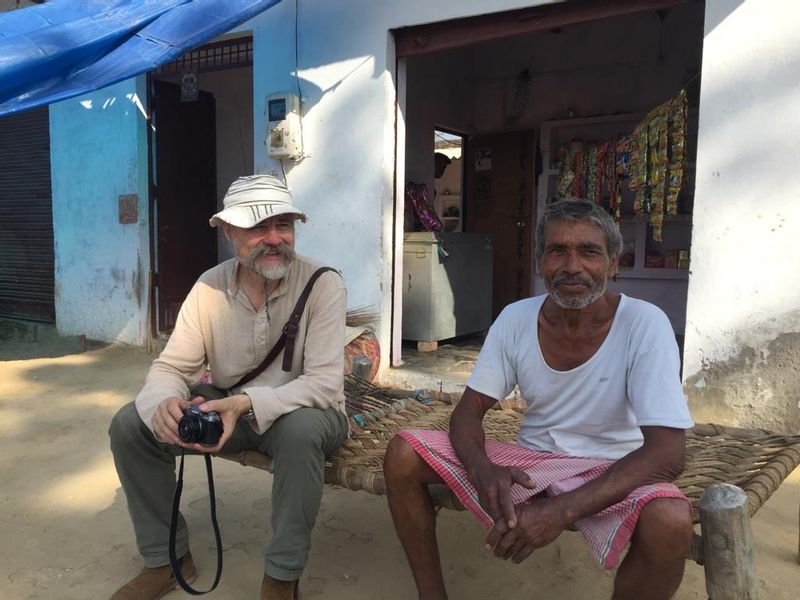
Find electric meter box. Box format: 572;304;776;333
266;92;302;160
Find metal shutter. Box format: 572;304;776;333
0;106;55;322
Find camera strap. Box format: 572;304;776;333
168;450;222;595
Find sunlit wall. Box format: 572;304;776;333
49;78;150;345
684;0;800;429
686;0;800;373
249;0;549;369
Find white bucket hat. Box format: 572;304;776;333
209;174;307;228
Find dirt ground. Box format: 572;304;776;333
1;342;799;599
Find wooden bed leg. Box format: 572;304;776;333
699;483;757;599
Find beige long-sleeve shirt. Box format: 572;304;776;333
135;255;347;434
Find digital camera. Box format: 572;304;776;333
178;405;223;446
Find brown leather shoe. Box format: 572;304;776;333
260;574;302;600
110;552;197;600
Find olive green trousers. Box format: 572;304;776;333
108;387;348;581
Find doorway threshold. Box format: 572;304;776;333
378;333;484;395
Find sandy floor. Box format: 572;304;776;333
1;343;799;599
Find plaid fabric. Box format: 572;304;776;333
398;429;689;570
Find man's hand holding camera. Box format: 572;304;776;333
152;394;252;453
152;396;203;446
185;394;251;453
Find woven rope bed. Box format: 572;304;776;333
219;375;800;598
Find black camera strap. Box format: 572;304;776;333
169;450;222;595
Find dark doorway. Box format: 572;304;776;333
464;131;534;318
152;80;218;332
0;106;55;322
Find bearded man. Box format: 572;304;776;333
384;199;695;600
108;175;348;600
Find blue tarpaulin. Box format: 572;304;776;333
0;0;281;116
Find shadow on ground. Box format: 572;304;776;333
0;318;108;360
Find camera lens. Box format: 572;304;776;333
178;416;202;443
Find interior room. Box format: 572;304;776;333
399;1;705;374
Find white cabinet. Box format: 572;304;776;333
535;113;696;333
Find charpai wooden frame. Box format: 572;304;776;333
219;376;800;599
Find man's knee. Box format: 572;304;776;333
384;435;421;483
108;402;146;451
633;497;693;558
270;407;344;455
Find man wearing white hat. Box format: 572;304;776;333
108;175;348;600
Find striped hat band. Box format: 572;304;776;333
209;174;307;228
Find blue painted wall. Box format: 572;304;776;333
49;77;150;345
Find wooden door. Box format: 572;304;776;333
153;80;218;332
465;131;534;318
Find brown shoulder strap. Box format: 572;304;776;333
281;266;338;372
228;267;338;391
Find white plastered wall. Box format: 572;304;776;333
683;0;800;430
685;0;800;374
247;0;553;370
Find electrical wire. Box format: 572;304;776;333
294;0;305;157
434;131;452;143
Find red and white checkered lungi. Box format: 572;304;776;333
398;429;690;570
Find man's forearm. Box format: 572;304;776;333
449;387;497;479
550;426;686;523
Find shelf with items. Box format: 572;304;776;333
434;193;462;232
537;104;696;280
535;102;697;333
611;194;692;278
617;268;688;280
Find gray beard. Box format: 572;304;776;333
242;243;295;280
544;274;607;310
254;262;289;280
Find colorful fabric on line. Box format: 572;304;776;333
594;140;621;218
666;91;688;216
623;90;688;240
405;182;443;232
557;148;575;197
573;149;586;198
586;145;599;203
398;429;689;570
